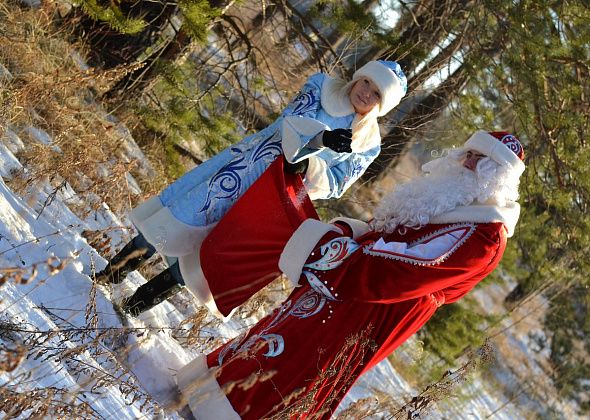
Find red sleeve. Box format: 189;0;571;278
324;223;506;304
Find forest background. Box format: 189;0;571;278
1;0;589;417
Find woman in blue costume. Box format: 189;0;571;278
97;60;407;317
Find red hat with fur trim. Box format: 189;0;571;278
464;131;525;175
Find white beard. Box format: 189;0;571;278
371;151;520;233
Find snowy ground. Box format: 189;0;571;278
0;67;573;417
0;123;538;420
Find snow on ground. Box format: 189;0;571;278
470;281;580;418
0;78;574;418
0;121;534;419
0;167;184;417
0;11;576;417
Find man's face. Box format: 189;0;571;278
462;150;487;172
349;77;381;115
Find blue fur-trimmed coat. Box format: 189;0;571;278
158;73;380;227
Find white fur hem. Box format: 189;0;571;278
304;156;331;200
131;197;237;319
279;219;341;286
430;202;520;237
130;195;164;224
130;196;216;257
176;356;241;419
179;253;236;322
329;217;372;239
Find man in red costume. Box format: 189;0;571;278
175;131;526;419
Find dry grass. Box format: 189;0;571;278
0;0;161;217
0;255;71;286
337;341;494;419
0;313;163;416
0;2;507;418
0;2;178;417
112;114;178;195
0;252;160;417
0;229;166;417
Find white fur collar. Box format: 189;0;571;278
320;76;355;117
429;201;520;237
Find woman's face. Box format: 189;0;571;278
349;78;381;115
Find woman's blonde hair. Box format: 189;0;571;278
341;78;382;152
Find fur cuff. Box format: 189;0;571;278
329;217;372;239
281;116;328;163
279;219;341;286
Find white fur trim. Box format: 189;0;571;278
179;253;236;322
131;196;236;319
329;217;372;239
430;201;520;237
320;76;355;117
304;156;331;200
281;116;329;163
464;131;525;176
176;356;241;419
130;194;163;223
279;219;341;286
130;197;216;257
353;61;405;116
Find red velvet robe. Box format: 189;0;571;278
188;219;507;419
199;157;319;317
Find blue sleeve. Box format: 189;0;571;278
305;146;380;199
328;147;380;198
280;73;335;163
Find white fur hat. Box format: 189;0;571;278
352;60;407;117
464;131;526;175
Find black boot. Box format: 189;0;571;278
95;236;154;284
121;267;184;316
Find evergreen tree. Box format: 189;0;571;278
67;0;176;68
410;1;590;408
